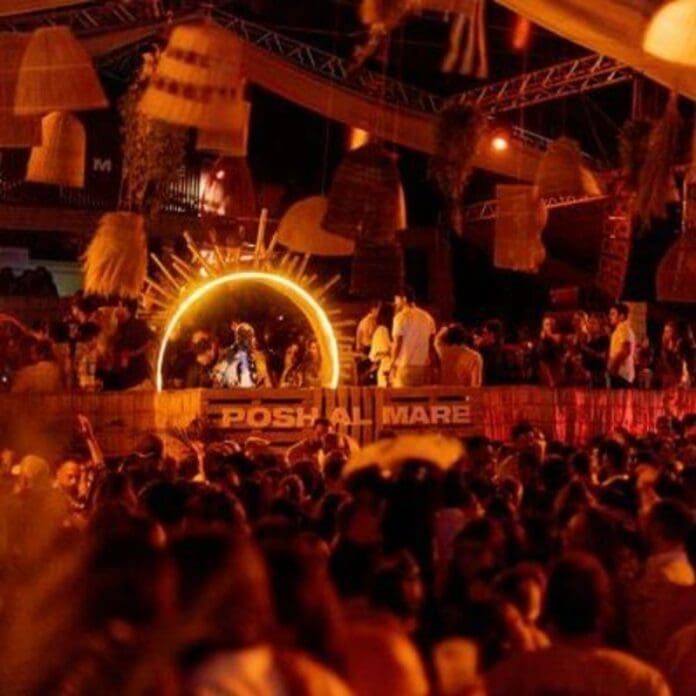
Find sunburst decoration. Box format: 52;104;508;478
142;211;355;391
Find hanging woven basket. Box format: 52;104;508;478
350;240;405;299
14;26;107;115
26;111;85;188
196;98;251;157
535;137;601;198
82;212;147;299
0;32;41;147
139;22;243;130
277;196;355;256
323;143;406;242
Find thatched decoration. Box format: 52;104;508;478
429;103;485;233
139;22;243;130
14;26;107;115
120;51;187;216
323;143;406;242
535;137;602;199
618;119;652;191
277;196;355;256
493;184;547;273
634;93;682;225
26;111;85;188
350;240;404;298
0;32;40;147
196;99;251;157
656;125;696;302
83;212;147;299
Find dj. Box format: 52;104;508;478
212;323;270;388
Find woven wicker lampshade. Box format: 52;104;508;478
277;196;356;256
644;0;696;66
83;212;147;299
350;240;404;299
196;98;251;157
535;137;601;198
0;32;41;147
323;143;406;242
139;22;243;130
26;111;85;188
14;26;107;115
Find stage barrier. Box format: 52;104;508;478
0;387;695;459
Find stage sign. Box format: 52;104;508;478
204;387;483;447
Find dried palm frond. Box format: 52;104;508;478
429;103;485;233
120;50;187;216
635;93;682;225
82;212;147;299
618;119;652;191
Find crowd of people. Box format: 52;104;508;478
356;293;696;390
2;408;696;694
1;287;696;393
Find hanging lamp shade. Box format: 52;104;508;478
493;184;548;273
277;196;356;256
535;137;601;198
643;0;696;66
83;212;147;299
0;33;41;147
26;111;85;188
14;26;107;115
350;240;404;299
323;143;406;242
139;22;243;130
196;98;251;157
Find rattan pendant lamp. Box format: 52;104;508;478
139;20;243;130
0;32;40;147
26;110;85;188
535;137;601;198
196;95;251;157
14;26;107;115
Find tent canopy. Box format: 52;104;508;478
495;0;696;100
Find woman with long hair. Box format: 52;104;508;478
369;303;393;387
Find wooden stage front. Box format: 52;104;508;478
1;387;695;459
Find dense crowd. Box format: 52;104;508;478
2;411;696;695
356;292;696;390
1;287;696;392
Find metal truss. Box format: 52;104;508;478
1;0;606;158
449;53;633;114
462;194;610;224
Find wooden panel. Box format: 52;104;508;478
202;387;323;450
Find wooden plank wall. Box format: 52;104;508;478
1;387;695;459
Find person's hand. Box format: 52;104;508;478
76;414;94;440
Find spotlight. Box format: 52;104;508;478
215;169;226;180
491;134;510;152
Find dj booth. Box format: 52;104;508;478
1;387;695;459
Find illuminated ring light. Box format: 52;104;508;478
155;271;341;391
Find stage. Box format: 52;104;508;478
1;387;695;459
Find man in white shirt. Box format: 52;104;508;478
390;287;438;387
608;302;636;388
